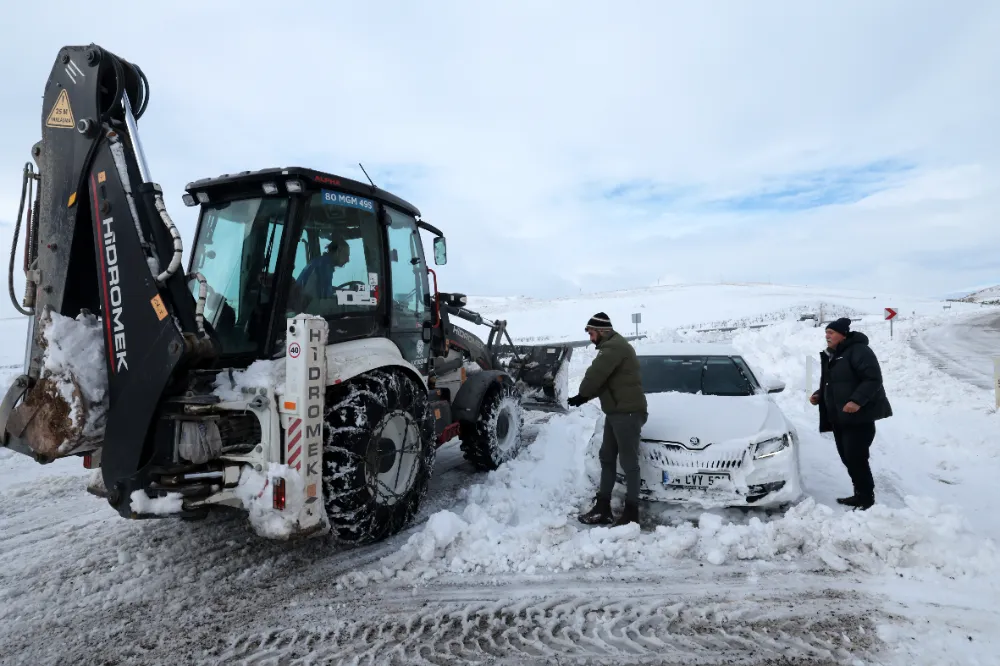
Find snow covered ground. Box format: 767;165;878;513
1;283;999;665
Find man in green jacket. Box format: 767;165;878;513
567;312;648;527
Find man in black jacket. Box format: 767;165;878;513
810;318;893;510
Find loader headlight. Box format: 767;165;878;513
262;182;279;195
285;179;304;193
754;433;791;460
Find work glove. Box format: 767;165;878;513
567;395;587;407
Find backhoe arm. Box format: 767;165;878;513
1;44;217;516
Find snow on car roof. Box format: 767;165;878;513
634;342;742;357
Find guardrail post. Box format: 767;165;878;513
805;355;815;402
994;357;1000;410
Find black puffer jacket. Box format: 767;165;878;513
813;331;893;433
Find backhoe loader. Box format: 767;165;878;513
0;44;572;543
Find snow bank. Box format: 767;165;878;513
336;407;998;590
213;359;285;402
334;313;1000;590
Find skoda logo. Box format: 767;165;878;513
686;436;709;450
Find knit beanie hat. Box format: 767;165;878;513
585;312;613;331
825;317;852;336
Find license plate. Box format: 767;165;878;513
663;471;729;488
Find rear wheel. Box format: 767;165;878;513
459;382;525;471
321;368;435;544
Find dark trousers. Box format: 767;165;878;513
832;422;876;498
598;412;647;504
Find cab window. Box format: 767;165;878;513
286;191;383;319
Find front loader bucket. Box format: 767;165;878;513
494;344;573;412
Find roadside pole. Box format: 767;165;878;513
631;312;641;338
994;357;1000;410
805;355;815;403
885;307;898;338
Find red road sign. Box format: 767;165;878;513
884;308;898;320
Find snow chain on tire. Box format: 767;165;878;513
321;368;436;544
459;382;526;471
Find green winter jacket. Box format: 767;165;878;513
577;331;648;414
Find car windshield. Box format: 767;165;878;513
188;197;289;356
638;355;758;397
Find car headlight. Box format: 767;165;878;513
754;433;791;459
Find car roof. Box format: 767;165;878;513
635;342;742;357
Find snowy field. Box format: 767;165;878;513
1;283;999;665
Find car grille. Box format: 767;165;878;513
640;441;746;470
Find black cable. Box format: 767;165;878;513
134;64;150;118
8;164;33;316
104;52;125;122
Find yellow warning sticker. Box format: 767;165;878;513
45;89;75;129
150;294;169;321
67;192;77;208
97;171;106;184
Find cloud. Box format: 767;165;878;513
0;0;998;314
705;159;917;213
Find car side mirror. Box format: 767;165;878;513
433;237;447;265
765;378;785;394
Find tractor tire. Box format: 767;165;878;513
459;382;526;471
321;368;435;544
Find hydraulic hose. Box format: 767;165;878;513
8;164;34;316
153;192;184;284
186;272;208;337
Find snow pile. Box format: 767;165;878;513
213;359;285;402
234;463;319;539
129;489;183;515
336;402;999;589
36;311;109;451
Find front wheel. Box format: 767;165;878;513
459;382;526;471
321;368;435;544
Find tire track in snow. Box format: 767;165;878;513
210;585;881;665
0;442;494;666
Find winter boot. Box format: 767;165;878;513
836;485;860;506
851;494;875;511
613;501;639;527
578;494;613;525
838;493;875;510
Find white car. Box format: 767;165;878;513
585;343;803;509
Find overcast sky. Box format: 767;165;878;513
0;0;997;314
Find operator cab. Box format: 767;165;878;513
182;167;448;373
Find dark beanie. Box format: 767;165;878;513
826;317;851;336
586;312;613;331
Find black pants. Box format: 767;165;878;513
832;422;876;498
598;412;647;504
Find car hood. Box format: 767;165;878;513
642;391;786;447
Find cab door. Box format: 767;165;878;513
383;205;433;374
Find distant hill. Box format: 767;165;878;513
950;286;1000;305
